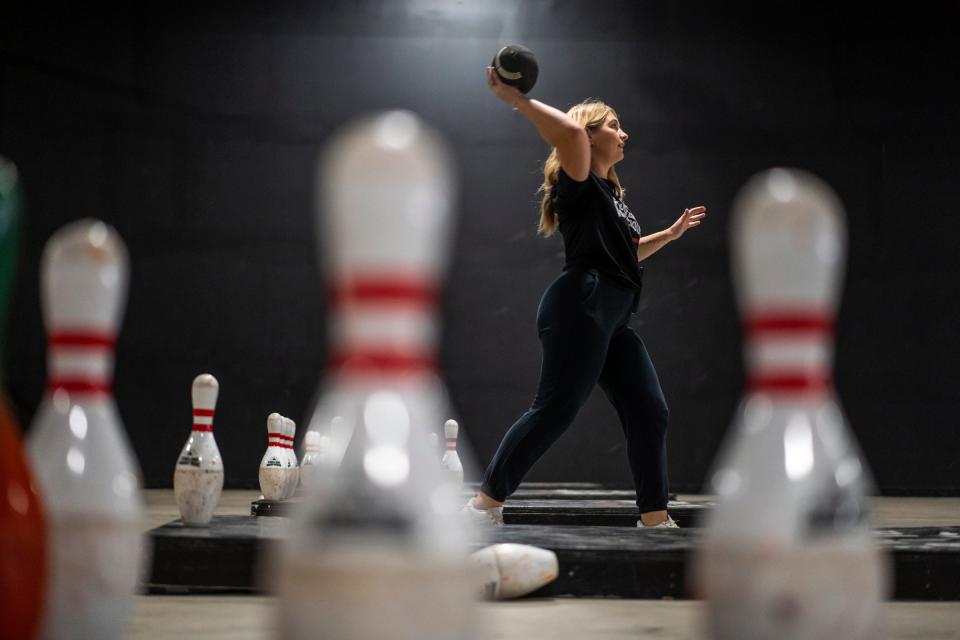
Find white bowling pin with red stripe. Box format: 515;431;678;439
173;374;224;526
26;219;146;640
276;416;291;498
441;418;463;486
259;413;294;501
278;416;296;479
270;111;477;640
281;416;299;499
692;169;889;639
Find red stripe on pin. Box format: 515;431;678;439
747;372;832;394
192;424;214;432
47;379;112;394
329;277;439;307
49;332;116;349
744;311;834;336
193;409;215;417
328;350;437;376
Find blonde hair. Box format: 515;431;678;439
536;99;625;238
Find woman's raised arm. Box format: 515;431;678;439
486;67;590;181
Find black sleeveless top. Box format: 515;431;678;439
552;167;644;294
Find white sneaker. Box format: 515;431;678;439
636;515;679;529
461;498;504;527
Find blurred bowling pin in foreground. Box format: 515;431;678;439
470;543;558;600
173;373;224;526
441;418;464;486
692;169;889;639
269;110;478;640
259;413;295;501
0;157;47;639
27;219;147;640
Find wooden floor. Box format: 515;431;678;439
131;490;960;640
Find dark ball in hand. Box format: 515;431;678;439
491;45;538;94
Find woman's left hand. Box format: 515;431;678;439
668;206;707;240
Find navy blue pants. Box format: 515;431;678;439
480;267;670;514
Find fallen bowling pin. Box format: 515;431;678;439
259;413;295;501
173;373;224;526
469;543;559;600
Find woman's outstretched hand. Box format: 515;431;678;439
486;66;524;108
667;206;707;241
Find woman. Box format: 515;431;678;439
463;67;706;529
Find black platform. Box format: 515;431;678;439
462;482;663;502
251;497;711;528
267;484;668;505
146;515;960;601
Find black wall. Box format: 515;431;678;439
2;3;957;494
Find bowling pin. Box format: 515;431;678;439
0;156;47;639
299;429;321;487
26;219;147;640
259;413;293;501
691;169;889;639
469;543;558;600
275;415;290;499
441;418;463;486
281;416;299;499
173;373;224;526
268;111;478;640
